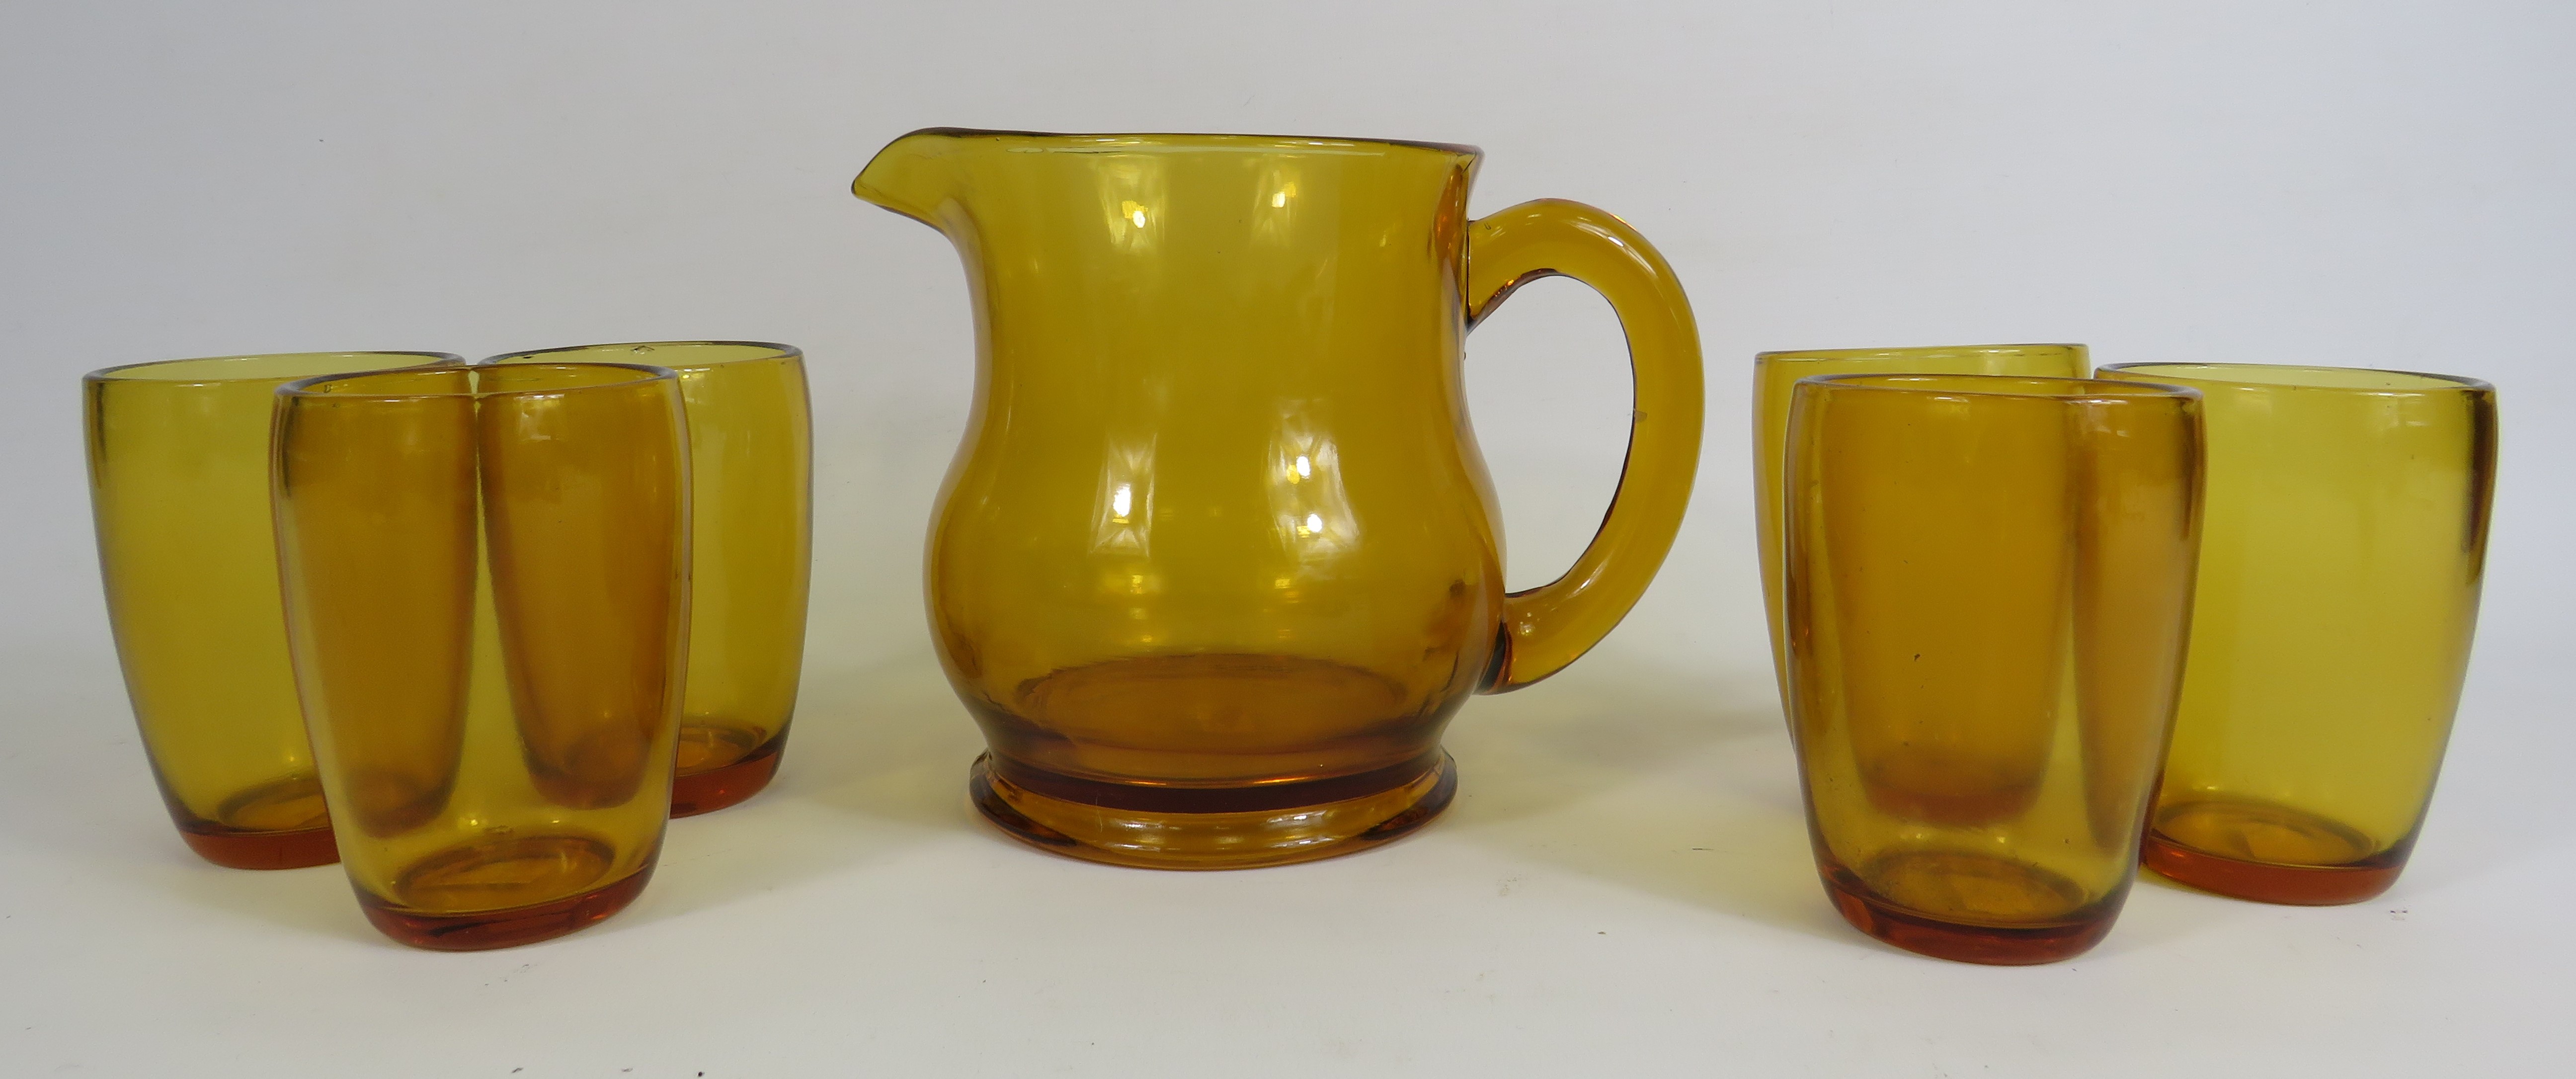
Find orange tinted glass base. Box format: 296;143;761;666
177;822;339;870
357;865;652;951
669;736;784;819
1820;865;2120;965
2142;831;2406;906
969;751;1455;870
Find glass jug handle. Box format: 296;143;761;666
1466;199;1705;692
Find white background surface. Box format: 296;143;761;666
4;2;2573;1075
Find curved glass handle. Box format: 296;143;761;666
1467;199;1705;692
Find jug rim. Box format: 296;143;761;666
886;125;1482;159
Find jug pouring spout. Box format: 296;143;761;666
851;127;973;227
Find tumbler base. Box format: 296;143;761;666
670;732;786;818
969;750;1455;870
2143;829;2405;906
358;864;653;951
1821;858;2119;965
177;823;339;870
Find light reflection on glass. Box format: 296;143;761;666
1092;438;1155;554
1254;168;1302;246
1096;157;1165;251
1269;407;1357;561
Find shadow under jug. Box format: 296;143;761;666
854;128;1703;868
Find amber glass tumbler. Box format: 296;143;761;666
2098;363;2496;905
273;363;688;950
85;351;463;869
487;342;811;817
1754;345;2087;703
1783;373;2202;963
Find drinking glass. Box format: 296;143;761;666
84;351;463;869
1754;345;2087;702
2098;363;2496;905
273;363;689;949
1783;373;2201;963
486;342;811;817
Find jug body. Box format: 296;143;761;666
857;130;1705;868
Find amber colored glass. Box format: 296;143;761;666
1754;345;2088;704
486;342;812;817
273;363;689;949
1783;374;2202;963
854;129;1703;868
2097;363;2496;905
84;351;464;869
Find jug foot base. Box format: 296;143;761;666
670;736;786;818
1821;868;2115;965
357;864;652;951
2142;831;2404;906
968;751;1456;870
177;823;339;870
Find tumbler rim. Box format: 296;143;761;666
1796;371;2199;405
83;351;464;386
278;361;676;402
1756;342;2084;366
479;340;802;371
2098;362;2493;397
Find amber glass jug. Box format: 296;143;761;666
854;129;1703;868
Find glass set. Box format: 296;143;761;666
1759;348;2495;962
80;130;2495;961
87;343;811;950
